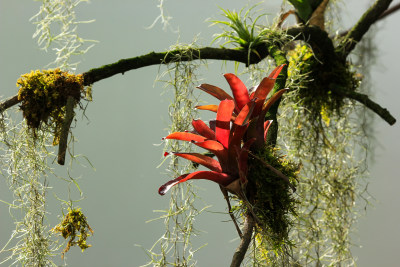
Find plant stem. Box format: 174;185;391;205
230;212;255;267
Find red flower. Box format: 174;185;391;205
196;65;287;121
196;65;287;148
159;99;257;196
158;67;287;195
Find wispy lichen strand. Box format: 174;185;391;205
144;44;207;266
0;115;60;266
30;0;97;71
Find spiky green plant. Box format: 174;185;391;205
211;5;271;60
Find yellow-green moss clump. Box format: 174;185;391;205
247;147;299;250
16;69;87;144
287;44;359;122
52;208;93;259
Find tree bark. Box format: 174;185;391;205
339;0;393;57
230;213;255;267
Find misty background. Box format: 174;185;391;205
0;0;399;266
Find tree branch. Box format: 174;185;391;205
230;212;254;267
338;2;400;37
0;95;19;113
82;47;266;85
339;89;396;125
339;0;393;57
378;2;400;20
1;47;266;112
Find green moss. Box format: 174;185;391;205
16;69;89;144
52;208;93;259
287;44;359;122
246;147;299;251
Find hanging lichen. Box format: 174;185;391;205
145;42;206;266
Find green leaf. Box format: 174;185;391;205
288;0;313;22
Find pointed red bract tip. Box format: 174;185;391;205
164;152;170;157
158;186;167;195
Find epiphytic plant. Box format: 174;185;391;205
159;65;290;195
158;66;298;259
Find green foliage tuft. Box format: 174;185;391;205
211;5;271;58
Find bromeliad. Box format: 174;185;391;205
196;65;287;148
159;67;288;196
159;99;256;196
196;65;287;119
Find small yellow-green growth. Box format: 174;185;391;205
247;147;299;253
16;69;89;144
287;44;359;120
52;208;94;259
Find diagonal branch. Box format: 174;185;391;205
338;2;400;37
0;95;19;113
378;2;400;20
339;89;396;125
230;212;254;267
339;0;393;57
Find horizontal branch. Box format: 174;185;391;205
340;90;396;125
0;47;267;112
82;47;266;85
339;0;393;57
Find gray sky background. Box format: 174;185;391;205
0;1;399;266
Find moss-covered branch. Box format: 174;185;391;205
338;2;400;37
339;0;393;57
1;47;266;112
1;13;397;127
82;47;266;85
339;89;396;125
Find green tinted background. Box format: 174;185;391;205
0;1;399;266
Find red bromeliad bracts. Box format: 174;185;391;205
159;65;287;196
